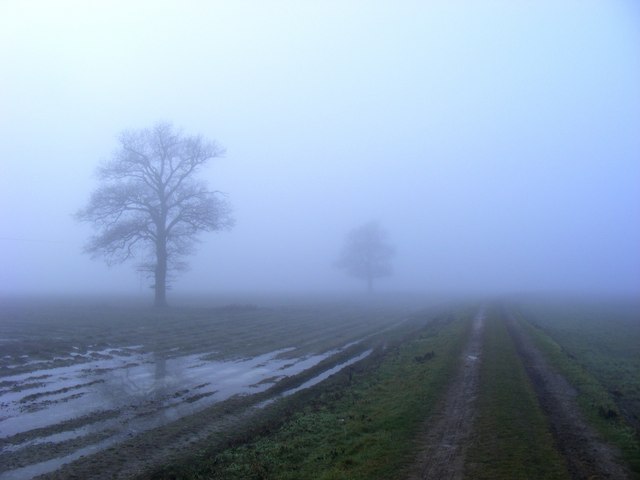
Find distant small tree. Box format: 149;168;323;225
336;221;395;293
76;122;234;307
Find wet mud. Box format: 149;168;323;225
0;341;369;479
408;309;485;480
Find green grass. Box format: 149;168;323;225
515;304;640;476
465;308;570;480
148;310;472;480
520;301;640;418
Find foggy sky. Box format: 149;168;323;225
1;1;639;298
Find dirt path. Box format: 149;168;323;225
506;310;632;480
407;309;485;480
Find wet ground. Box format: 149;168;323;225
0;302;403;479
408;308;485;480
1;342;371;478
408;306;634;480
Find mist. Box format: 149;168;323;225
1;1;639;300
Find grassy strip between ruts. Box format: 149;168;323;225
465;307;570;480
146;309;473;480
514;310;640;477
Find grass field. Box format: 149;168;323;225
1;297;638;479
517;300;640;475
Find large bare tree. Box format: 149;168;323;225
336;221;395;293
77;122;233;307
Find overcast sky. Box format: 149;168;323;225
1;1;639;298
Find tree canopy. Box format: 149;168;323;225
77;122;233;306
336;221;395;293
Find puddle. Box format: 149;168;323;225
0;341;367;479
258;348;373;408
0;438;115;480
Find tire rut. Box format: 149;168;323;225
408;309;485;480
505;309;632;480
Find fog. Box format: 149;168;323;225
1;1;639;299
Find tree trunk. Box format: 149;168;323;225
154;237;168;308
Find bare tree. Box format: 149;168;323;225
76;122;234;307
336;221;395;293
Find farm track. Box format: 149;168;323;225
506;309;632;480
5;302;632;479
408;309;485;480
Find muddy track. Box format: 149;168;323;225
408;309;485;480
505;309;632;480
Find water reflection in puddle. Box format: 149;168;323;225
0;342;367;479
